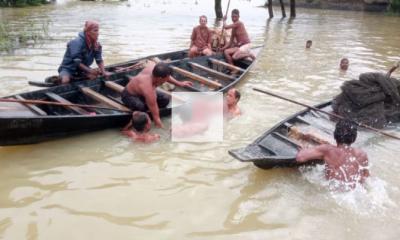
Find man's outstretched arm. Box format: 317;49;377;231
296;145;328;163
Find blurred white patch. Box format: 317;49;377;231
171;92;223;142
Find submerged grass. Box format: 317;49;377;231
0;20;50;53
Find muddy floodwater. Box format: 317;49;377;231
1;0;400;239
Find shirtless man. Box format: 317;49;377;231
189;15;213;58
221;9;255;65
121;62;193;128
296;119;369;190
122;111;159;143
224;88;241;118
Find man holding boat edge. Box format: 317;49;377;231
296;119;369;191
122;62;193;128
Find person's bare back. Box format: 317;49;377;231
300;144;369;186
296;120;369;191
125;61;156;96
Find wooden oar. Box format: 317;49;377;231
218;0;231;51
253;87;400;141
0;98;131;113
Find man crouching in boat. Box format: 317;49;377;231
221;9;255;65
122;111;160;143
57;20;111;84
122;62;193;128
188;15;213;58
296;120;369;190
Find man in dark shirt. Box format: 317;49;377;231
58;21;111;84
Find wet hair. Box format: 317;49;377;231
334;119;357;145
232;9;240;15
152;62;172;78
132;111;148;133
234;89;241;101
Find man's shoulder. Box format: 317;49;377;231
68;36;84;48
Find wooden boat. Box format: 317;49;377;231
28;49;191;87
0;46;263;146
229;101;334;169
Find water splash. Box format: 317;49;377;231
299;164;396;215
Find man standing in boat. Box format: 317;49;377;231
296;119;369;190
189;15;213;58
221;9;255;65
58;20;111;84
122;62;192;128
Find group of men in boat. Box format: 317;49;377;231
57;9;248;140
56;10;369;190
58;9;253;84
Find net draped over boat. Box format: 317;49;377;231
332;72;400;128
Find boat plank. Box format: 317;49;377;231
80;87;130;112
104;81;124;93
209;58;245;72
45;92;89;115
14;95;47;116
188;62;236;81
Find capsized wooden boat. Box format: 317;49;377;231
0;46;263;146
229;101;335;169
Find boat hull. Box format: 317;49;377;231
1;46;262;145
229;101;331;169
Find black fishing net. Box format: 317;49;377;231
332;72;400;128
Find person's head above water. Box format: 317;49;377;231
306;40;312;49
132;111;151;133
340;58;349;71
334;119;357;145
226;88;241;106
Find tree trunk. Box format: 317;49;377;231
279;0;286;18
290;0;296;18
268;0;274;18
215;0;223;19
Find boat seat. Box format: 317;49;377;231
208;58;245;73
79;86;130;112
14;95;47;116
105;80;185;103
258;134;298;157
45;92;90;115
152;57;222;89
104;81;124;93
188;62;236;81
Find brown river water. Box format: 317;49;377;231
1;0;400;239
